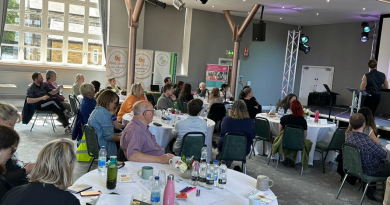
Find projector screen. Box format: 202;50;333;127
377;15;390;80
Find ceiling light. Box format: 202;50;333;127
299;44;310;54
299;34;310;54
173;0;185;10
361;32;369;42
280;17;283;20
145;0;166;9
301;35;309;44
361;22;371;33
212;5;214;8
362;8;366;11
200;0;208;4
327;0;330;2
316;13;319;15
282;7;285;9
243;0;246;1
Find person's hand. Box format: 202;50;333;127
254;106;258;109
64;99;69;102
170;94;176;101
41;95;50;101
161;153;175;164
24;163;36;174
59;85;63;89
116;90;120;94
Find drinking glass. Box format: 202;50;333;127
159;170;167;185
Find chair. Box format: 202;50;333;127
117;148;127;162
69;94;79;128
218;132;247;174
315;127;347;174
177;99;188;114
146;93;156;106
336;143;387;205
29;110;56;132
84;124;100;172
179;132;206;160
250;117;273;159
207;103;226;131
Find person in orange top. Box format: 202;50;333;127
118;83;146;122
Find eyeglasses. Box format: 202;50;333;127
144;110;155;114
10;146;17;155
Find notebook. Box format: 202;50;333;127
67;183;92;194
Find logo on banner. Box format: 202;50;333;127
108;51;127;75
135;53;152;79
156;53;169;66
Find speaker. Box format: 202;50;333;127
253;21;266;41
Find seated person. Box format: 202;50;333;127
118;83;146;122
106;77;121;94
79;83;96;124
172;99;208;155
173;81;184;98
220;84;233;101
91;80;101;94
72;73;84;96
88;90;121;157
157;84;177;110
207;87;223;111
120;101;174;163
346;107;380;145
279;100;308;167
276;93;297;113
111;94;125;131
240;87;262;119
178;83;194;102
45;69;71;113
195;82;208;97
27;72;71;133
1;139;80;205
160;77;172;94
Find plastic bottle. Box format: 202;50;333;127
213;160;219;186
151;176;161;205
218;161;227;189
286;108;292;115
163;174;175;205
206;161;214;190
190;161;200;186
201;145;207;162
315;110;320;123
280;108;284;118
199;159;207;187
98;146;107;172
106;156;118;189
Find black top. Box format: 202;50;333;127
280;115;308;130
243;99;262;119
173;88;181;98
365;69;386;95
0;176;12;201
26;83;52;98
4;158;28;187
180;93;194;102
195;88;208;97
1;182;80;205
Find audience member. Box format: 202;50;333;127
220;84;233;101
195;82;208;97
111;93;126;131
172;99;207;155
45;69;71;113
240;88;262;119
26;72;71;133
79;83;96;124
173;81;184;98
161;77;172;94
91;80;101;94
346;107;380;145
0;125;20;200
118;83;146;122
1;139;80;205
207;87;223;111
276;93;297;112
72;73;84;96
120;101;174;163
88;90;121;157
179;83;194;102
157;84;177;110
107;77;121;94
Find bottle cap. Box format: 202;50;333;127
155;176;159;180
202;159;206;163
109;156;117;163
101;146;106;149
203;144;207;147
167;174;174;180
214;160;219;164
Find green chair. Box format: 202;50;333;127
84;124;100;172
336;143;387;205
218;132;248;174
315;127;346;174
250;117;273;159
179;132;205;160
69;94;79;128
177;99;188;114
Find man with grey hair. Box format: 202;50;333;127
195;82;208;97
120;101;174;164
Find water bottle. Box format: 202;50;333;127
206;161;214;190
98;146;107;172
213;160;219;186
315;110;320;123
279;108;284;118
218;161;227;189
106;156;118;189
190;161;200;186
286;108;292;115
151;176;161;205
163;174;175;205
199;159;207;187
201;145;207;162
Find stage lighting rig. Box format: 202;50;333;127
146;0;167;9
299;34;310;54
360;22;373;43
173;0;185;10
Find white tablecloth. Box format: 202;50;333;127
73;162;278;205
77;95;125;104
122;114;216;162
255;113;337;166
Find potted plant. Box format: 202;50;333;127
174;155;194;179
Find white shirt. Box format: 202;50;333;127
220;91;233;100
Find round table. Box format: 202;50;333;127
73;162;278;205
122;114;216;162
255;113;337;165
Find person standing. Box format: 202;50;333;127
72;73;84;96
360;59;389;114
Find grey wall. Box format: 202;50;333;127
295;22;373;106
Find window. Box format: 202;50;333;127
1;0;104;67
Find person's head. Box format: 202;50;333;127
243;85;251;90
130;83;144;99
164;77;172;85
278;93;297;109
97;90;119;112
187;99;203;116
199;82;206;90
368;59;377;70
209;87;221;100
91;80;101;93
229;100;250;120
221;84;229;92
75;73;84;84
32;72;43;85
108;77;116;87
358;107;378;135
46;69;57;82
179;83;192;99
349;113;366;131
0;103;21;129
240;88;253;99
176;81;184;89
80;83;95;99
0;125;20;174
133;101;154;124
29;139;76;190
163;84;173;95
290;100;304;117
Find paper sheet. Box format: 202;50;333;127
96;194;133;205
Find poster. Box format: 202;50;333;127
153;51;178;85
205;64;229;88
135;49;154;91
106;46;128;89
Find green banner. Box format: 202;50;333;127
170;53;178;84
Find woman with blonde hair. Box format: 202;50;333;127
1;139;80;205
118;83;146;122
72;73;84;96
207;87;223;110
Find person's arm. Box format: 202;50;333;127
369;130;381;145
113;120;126;130
304;130;307;139
27;95;50;104
128;152;174;164
383;78;389;89
369;141;387;159
360;75;367;90
100;114;119;142
279;124;283;133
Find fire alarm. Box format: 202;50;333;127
244;48;249;56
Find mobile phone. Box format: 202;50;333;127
153;122;162;127
80;191;101;197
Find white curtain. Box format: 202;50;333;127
98;0;108;62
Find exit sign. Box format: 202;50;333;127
226;50;234;56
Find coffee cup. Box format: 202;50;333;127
256;175;274;191
248;195;262;205
137;166;154;179
169;156;181;167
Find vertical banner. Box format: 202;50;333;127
106;46;128;89
153;51;177;85
170;53;178;84
205;64;229;88
135;49;154;91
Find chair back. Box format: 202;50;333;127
69;94;79;114
219;132;247;162
282;125;304;151
342;143;363;179
146;94;155;106
179;132;205;160
328;127;347;151
84;124;100;158
207;103;226;122
177;99;188;114
255;117;271;142
117;148;127;162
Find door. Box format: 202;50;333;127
299;66;334;106
316;67;334;92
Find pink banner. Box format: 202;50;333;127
206;64;229;88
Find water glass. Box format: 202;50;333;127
148;175;155;189
159;170;167;185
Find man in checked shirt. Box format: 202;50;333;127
346;113;389;201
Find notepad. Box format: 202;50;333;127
67;183;92;194
96;194;133;205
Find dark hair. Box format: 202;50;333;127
179;83;192;100
164;77;171;84
32;72;40;81
277;93;297;110
163;84;173;93
239;88;252;99
91;80;101;93
0;125;20;175
349;113;365;130
96;90;117;111
368;59;377;69
358;107;378;135
243;85;250;90
187;99;203;116
176;81;184;89
290;100;304;117
221;84;229;91
108;77;115;82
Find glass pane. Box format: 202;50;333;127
70;4;85;16
24;33;41;47
47;35;63;48
24;48;41;61
90;0;98;3
25;13;42;27
25;0;42;13
7;0;20;10
47;49;62;62
69;5;85;33
88;39;102;52
1;46;19;60
6;12;20;25
68;37;83;51
88;53;102;65
48;1;64;31
68;51;83;64
2;31;19;45
25;0;42;27
89;8;101;35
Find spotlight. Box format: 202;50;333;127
173;0;185;10
361;22;371;32
199;0;208;4
146;0;166;9
300;35;309;44
299;34;310;54
299;44;311;54
361;32;369;43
